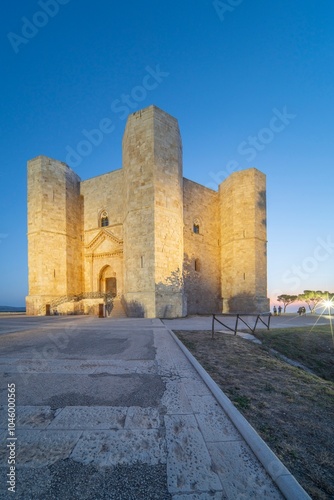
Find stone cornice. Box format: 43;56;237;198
85;251;123;258
85;228;123;251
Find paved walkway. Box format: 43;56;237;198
0;315;312;499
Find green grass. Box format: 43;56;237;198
255;324;334;382
181;338;196;351
232;394;251;409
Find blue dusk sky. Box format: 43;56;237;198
0;0;333;307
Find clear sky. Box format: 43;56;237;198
1;0;333;307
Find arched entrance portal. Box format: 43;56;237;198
99;265;117;296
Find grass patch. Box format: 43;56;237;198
174;328;334;500
232;394;251;409
254;324;334;381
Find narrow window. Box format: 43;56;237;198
141;256;144;268
195;259;201;272
100;211;109;227
193;217;200;234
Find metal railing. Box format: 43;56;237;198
50;292;113;308
37;292;114;315
212;312;272;338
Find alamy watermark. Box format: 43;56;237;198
7;0;71;54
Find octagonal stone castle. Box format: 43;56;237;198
26;105;269;317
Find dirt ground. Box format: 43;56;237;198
174;329;334;500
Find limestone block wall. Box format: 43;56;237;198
80;169;124;295
183;179;221;314
122;109;156;317
153;108;185;318
26;156;82;315
219;168;269;313
122;106;185;318
80;169;124;232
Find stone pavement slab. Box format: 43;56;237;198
0;429;83;468
164;414;223;494
70;428;166;466
0;315;310;499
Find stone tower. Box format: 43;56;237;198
26;156;82;315
26;105;269;317
219;168;269;312
122;106;185;317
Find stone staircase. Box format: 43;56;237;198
108;298;127;319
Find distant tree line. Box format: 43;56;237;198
276;290;334;313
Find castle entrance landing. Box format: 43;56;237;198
99;265;118;296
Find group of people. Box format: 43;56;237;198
273;305;307;315
272;305;282;315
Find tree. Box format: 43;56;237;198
323;291;334;301
298;290;325;313
277;294;298;313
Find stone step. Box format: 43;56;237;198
108;299;127;318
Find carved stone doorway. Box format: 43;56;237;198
99;265;117;296
106;277;117;297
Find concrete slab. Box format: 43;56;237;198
161;379;193;415
0;430;82;468
207;440;284;499
188;394;241;442
164;414;223;494
15;406;56;430
0;315;311;499
125;406;161;430
0;327;156;360
0;358;158;376
0;372;165;408
47;405;162;431
48;406;128;430
70;429;166;466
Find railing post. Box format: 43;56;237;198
212;314;215;339
234;314;239;335
253;314;259;333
